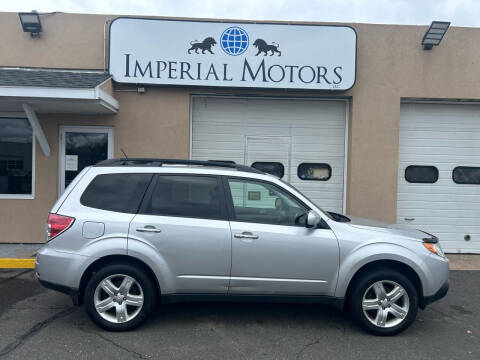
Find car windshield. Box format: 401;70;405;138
277;178;334;221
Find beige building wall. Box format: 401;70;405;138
1;12;480;242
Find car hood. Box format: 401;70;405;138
345;215;427;241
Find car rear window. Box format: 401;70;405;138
80;173;152;213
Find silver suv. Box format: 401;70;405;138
36;159;449;335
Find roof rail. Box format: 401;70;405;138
95;158;264;174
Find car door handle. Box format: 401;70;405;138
234;232;259;239
136;226;162;233
404;218;415;222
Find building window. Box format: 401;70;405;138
0;118;33;197
405;165;438;183
297;163;332;181
251;162;285;178
452;167;480;185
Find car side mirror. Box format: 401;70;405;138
306;210;321;228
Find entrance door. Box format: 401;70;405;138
59;126;113;194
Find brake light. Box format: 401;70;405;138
47;214;75;241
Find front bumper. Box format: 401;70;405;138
420;280;449;309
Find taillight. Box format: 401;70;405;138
47;214;75;241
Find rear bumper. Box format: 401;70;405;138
420;280;449;309
37;277;82;306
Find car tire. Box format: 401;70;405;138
349;267;418;336
84;263;157;331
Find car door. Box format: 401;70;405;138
129;174;231;294
225;177;339;296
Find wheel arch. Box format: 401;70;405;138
77;254;161;306
342;259;423;309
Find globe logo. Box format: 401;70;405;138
220;27;249;56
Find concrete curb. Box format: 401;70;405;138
0;258;35;269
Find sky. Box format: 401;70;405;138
2;0;479;27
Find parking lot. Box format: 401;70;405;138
0;269;478;360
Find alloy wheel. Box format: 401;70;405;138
93;274;144;323
362;280;410;328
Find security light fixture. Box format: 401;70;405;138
422;21;450;50
18;11;42;37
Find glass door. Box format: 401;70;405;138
59;126;113;194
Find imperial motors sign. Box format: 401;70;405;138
109;18;357;90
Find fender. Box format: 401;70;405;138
126;236;175;294
335;242;429;298
71;236;128;288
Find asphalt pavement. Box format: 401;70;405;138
0;269;478;360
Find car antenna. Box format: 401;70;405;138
120;148;129;163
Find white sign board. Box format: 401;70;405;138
65;155;78;171
109;18;356;90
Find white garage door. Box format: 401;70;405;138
398;103;480;253
191;96;347;213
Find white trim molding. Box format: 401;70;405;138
0;85;119;114
22;103;51;157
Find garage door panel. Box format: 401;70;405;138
192;97;346;214
398;103;480;253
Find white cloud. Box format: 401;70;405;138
3;0;480;27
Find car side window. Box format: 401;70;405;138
80;173;153;213
227;178;308;226
140;175;227;220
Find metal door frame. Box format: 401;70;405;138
58;126;114;196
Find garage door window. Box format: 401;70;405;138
251;162;284;178
298;163;331;181
452;167;480;185
405;165;439;183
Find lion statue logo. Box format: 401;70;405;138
188;37;217;54
253;39;281;56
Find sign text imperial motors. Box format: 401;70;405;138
109;19;357;91
123;55;345;87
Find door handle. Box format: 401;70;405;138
234;232;259;239
136;226;161;233
404;218;415;222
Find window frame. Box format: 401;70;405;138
251;161;285;178
452;166;480;185
0;114;35;199
138;173;229;221
297;163;332;181
222;175;313;227
404;165;439;184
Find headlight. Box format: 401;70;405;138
423;242;446;258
